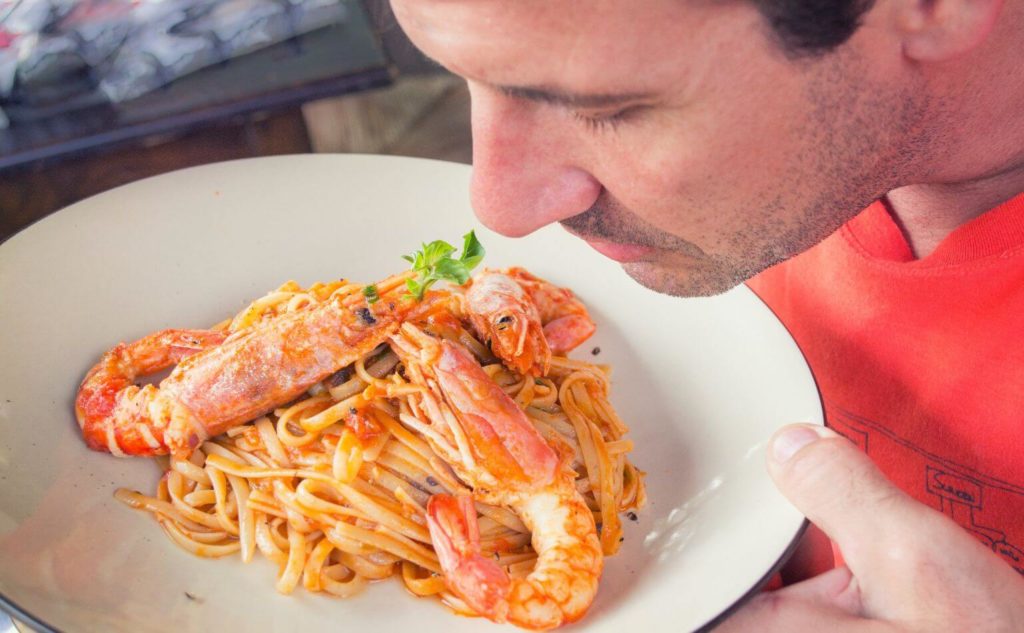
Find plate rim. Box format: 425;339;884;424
689;284;826;631
0;524;813;633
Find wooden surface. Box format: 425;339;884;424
0;109;312;241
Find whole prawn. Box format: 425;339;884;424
391;327;602;630
465;268;596;377
76;274;439;458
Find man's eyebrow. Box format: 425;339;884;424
496;84;652;108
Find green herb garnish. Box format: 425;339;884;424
402;230;485;300
362;284;380;304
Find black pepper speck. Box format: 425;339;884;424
355;307;377;326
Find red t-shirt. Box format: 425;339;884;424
748;193;1024;579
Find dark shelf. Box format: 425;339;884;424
0;6;392;172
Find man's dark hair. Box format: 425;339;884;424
750;0;877;56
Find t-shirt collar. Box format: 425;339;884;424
844;191;1024;265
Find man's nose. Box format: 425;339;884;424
468;84;601;237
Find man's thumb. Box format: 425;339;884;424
765;423;919;574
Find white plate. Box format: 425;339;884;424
0;155;821;632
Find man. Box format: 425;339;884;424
389;0;1024;630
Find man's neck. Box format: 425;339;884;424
885;162;1024;258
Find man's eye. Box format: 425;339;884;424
571;108;635;133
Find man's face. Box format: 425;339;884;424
392;0;926;296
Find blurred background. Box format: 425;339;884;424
0;0;472;242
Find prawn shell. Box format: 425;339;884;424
162;299;409;450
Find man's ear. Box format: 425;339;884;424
892;0;1005;61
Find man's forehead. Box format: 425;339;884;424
392;0;716;95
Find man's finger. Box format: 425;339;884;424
766;423;1024;626
765;424;921;575
714;567;888;633
770;565;862;614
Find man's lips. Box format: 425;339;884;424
561;227;655;262
582;238;655;263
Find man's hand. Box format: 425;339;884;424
718;424;1024;632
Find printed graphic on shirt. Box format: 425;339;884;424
827;402;1024;576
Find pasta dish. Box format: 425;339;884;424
75;233;645;631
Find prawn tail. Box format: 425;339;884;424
75;329;226;456
426;494;511;622
76;383;175;457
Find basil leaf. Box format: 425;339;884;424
459;230;485;270
405;277;423;300
400;231;487;302
435;258;471;285
422;240;456;267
